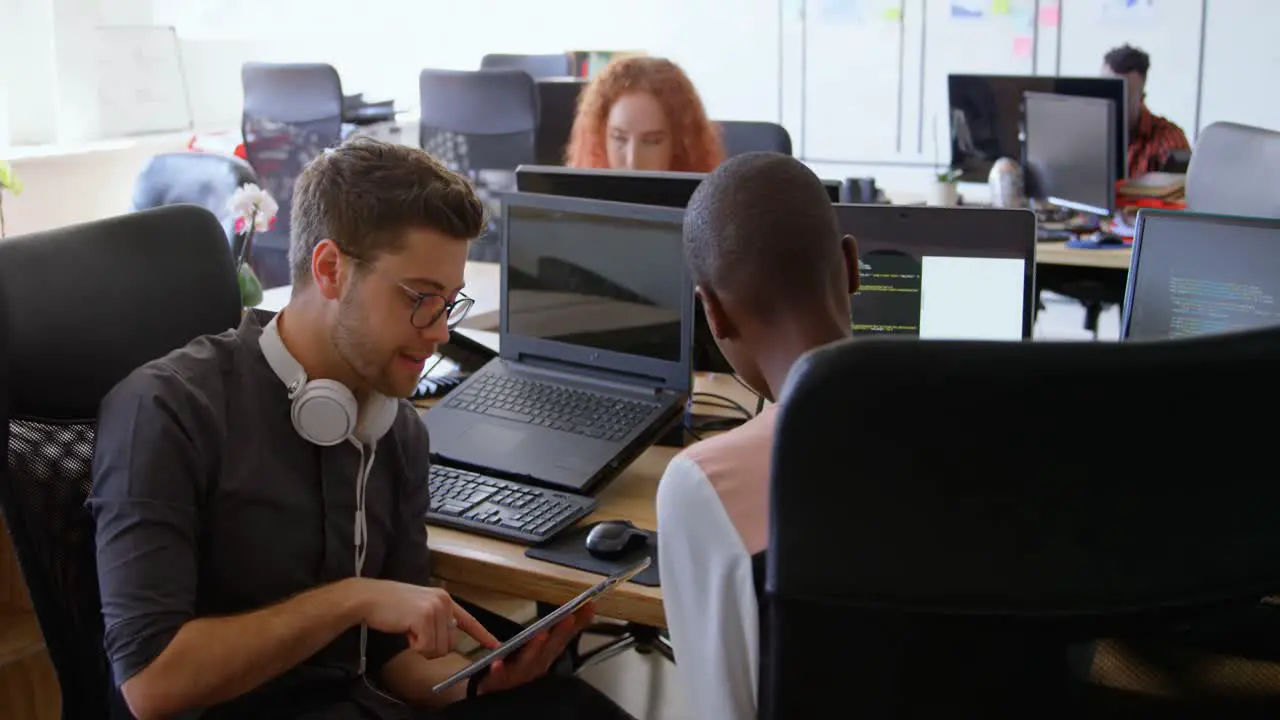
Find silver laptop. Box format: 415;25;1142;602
834;204;1038;340
425;192;694;494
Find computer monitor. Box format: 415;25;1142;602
514;165;843;204
1022;92;1117;216
835;204;1037;340
948;74;1128;183
513;165;841;373
1121;210;1280;341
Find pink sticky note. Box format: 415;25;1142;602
1038;4;1060;26
1013;36;1033;57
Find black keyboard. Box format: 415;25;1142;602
426;465;597;544
444;374;658;443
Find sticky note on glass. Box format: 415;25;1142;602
882;6;903;21
992;0;1011;14
1038;4;1060;26
1013;35;1033;57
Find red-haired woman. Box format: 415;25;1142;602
565;56;725;173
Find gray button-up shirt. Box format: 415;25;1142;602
88;313;433;718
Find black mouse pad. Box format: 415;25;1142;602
524;522;661;587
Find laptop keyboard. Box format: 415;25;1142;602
427;465;597;545
444;374;659;443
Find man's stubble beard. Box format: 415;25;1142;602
332;290;395;398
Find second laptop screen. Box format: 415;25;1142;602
837;206;1031;341
504;204;687;362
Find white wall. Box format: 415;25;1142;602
1;0;1278;234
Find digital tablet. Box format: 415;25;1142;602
432;556;651;693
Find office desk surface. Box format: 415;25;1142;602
421;373;759;628
1036;242;1132;270
256;261;502;327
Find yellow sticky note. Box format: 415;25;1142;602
992;0;1011;14
882;6;903;21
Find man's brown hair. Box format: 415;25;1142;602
289;137;486;286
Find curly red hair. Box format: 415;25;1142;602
565;56;725;173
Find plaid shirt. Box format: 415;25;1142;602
1128;106;1191;177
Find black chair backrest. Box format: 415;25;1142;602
718;120;793;158
241;62;345;288
418;68;539;174
535;78;587;166
762;332;1280;718
131;151;259;243
1187;121;1280;218
0;205;241;717
480;53;573;79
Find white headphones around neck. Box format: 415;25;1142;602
259;314;398;447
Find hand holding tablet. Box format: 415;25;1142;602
433;556;652;694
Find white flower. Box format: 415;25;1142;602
227;183;279;233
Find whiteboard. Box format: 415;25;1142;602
95;25;192;137
1057;0;1202;142
919;0;1037;165
801;0;906;162
1198;0;1280;133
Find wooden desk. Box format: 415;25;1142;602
0;517;58;720
256;261;502;330
424;374;759;628
1036;242;1132;270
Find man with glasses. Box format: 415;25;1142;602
89;138;633;719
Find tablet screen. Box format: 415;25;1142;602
432;556;651;693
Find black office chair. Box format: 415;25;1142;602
241;62;345;288
419;68;538;263
418;68;539;174
131;151;259;248
717;121;793;158
761;332;1280;719
1187;121;1280;218
535;78;587;166
480;53;573;79
0;205;241;719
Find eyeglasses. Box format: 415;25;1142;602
398;284;474;330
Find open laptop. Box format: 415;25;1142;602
1122;209;1280;341
425;192;694;495
514;164;844;204
835;204;1038;340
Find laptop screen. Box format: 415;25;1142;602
502;195;691;381
1122;211;1280;340
514;165;843;204
835;204;1037;340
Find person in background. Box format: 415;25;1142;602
1102;44;1191;177
656;152;859;720
565;56;725;172
88;137;633;720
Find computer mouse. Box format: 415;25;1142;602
585;520;647;559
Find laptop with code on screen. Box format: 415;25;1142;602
1121;210;1280;341
425;192;694;499
835;204;1037;340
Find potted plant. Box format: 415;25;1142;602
227;183;278;308
929;167;962;206
0;160;23;238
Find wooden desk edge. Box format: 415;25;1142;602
429;533;666;628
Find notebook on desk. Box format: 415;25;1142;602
424;192;694;496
